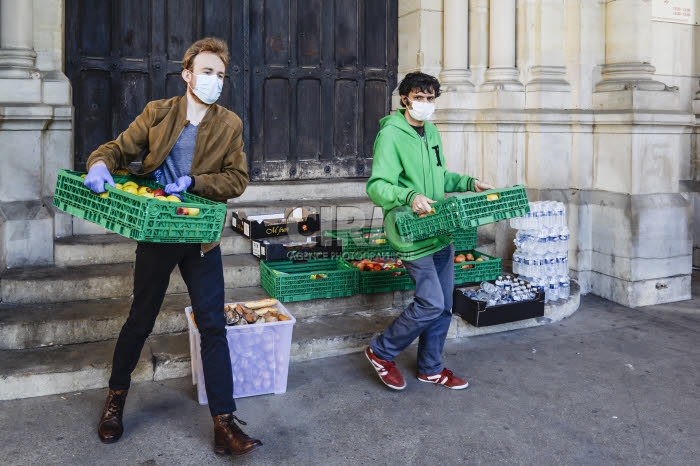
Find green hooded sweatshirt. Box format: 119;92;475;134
366;109;477;261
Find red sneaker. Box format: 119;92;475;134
364;347;406;390
417;368;469;389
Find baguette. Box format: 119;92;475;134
254;306;278;316
243;298;278;309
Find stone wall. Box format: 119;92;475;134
400;0;698;306
0;0;697;306
0;0;73;269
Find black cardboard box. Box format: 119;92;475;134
231;207;320;239
452;287;545;327
252;235;343;261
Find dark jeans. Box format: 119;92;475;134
370;244;455;375
109;242;235;416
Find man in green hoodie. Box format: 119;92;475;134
365;72;494;391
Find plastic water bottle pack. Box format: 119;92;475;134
510;200;567;231
510;201;571;304
459;276;541;308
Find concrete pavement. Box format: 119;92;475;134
1;273;698;465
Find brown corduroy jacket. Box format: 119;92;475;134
87;95;249;252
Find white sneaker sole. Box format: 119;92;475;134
417;376;470;390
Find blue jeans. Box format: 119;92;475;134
109;242;235;416
370;244;455;375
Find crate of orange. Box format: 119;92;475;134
340;258;415;294
453;250;502;285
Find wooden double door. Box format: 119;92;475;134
66;0;398;181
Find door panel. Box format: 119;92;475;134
66;0;397;180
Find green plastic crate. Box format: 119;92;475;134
53;169;227;243
453;186;530;228
452;228;477;251
323;227;397;260
260;259;357;302
453;250;502;285
389;197;463;243
340;259;414;294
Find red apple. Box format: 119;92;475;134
152;189;166;197
176;206;189;216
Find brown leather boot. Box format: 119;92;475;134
98;389;128;444
213;413;262;456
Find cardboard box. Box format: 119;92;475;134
252;235;342;260
452;287;544;327
186;303;296;403
231;207;320;239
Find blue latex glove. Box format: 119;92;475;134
84;164;115;193
164;175;192;194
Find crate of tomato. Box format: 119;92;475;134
341;257;415;294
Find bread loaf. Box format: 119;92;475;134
243;298;278;309
254;306;278;316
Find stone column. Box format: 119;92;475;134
480;0;524;108
0;0;37;78
468;0;489;87
593;0;678;110
0;0;72;269
395;0;444;108
525;0;570;109
440;0;473;93
587;0;692;307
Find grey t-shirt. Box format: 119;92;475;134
153;123;198;185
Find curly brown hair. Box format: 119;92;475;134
182;37;230;70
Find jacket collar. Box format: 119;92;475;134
176;93;218;127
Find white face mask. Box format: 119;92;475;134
190;73;223;104
406;98;435;121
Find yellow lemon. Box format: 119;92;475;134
137;186;153;195
122;186;138;195
140;192;155;198
166;195;182;202
115;183;123;190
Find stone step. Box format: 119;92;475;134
0;283;580;401
0;286;413;350
233;179;368;203
4;233;499;306
0;254;261;305
54;229;253;267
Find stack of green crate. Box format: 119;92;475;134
452;227;501;284
339;258;414;294
260;259;358;302
325;227;410;294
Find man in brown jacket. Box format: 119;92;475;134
84;37;261;457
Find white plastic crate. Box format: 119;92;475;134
186;303;296;404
